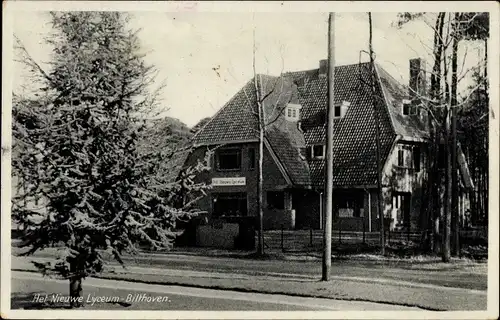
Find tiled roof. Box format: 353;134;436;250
193;61;429;188
192;80;259;145
375;65;429;140
287;63;396;187
266;122;311;186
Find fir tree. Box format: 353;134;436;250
12;12;209;307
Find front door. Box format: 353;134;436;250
393;192;411;230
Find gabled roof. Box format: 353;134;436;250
286;63;397;187
193;61;430;188
192;79;258;146
375;65;429;140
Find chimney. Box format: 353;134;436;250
409;58;426;99
319;59;328;78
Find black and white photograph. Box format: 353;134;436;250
2;1;498;319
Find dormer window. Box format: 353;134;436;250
334;101;350;119
312;145;325;159
285;103;302;122
334;105;341;117
402;99;417;116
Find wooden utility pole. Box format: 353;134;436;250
368;12;385;256
451;13;459;256
322;12;335;281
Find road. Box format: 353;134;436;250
11;271;421;311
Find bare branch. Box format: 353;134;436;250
14;35;53;85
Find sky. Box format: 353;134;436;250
12;10;485;127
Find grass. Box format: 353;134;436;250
93;268;485;311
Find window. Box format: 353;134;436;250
267;191;284;210
392;194;401;209
403;104;410;116
397;144;421;171
334;105;341;117
403;100;417;116
216;148;241;170
398;149;405;167
248;148;255;169
392;192;411;226
213;192;247;217
336;193;363;218
286;104;301;121
313;145;324;158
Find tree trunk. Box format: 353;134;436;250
430;13;446;100
254;73;265;256
257;114;264;255
442;111;452;262
484;39;488;79
69;262;83;308
422;141;435;252
433;157;441;254
430;12;445;253
251;28;265;256
483;39;488;226
368;13;385;256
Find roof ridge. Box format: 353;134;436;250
375;63;407;90
284;61;372;76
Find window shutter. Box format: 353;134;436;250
413;146;421;172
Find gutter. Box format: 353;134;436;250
193;139;259;149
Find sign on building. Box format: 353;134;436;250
212;177;246;186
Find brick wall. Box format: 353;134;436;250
186;142;289;220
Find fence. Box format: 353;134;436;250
258;225;487;253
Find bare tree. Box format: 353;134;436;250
246;29;292;255
395;12;488;259
367;13;386;255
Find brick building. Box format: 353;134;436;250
184;59;473;247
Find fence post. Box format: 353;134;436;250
407;225;410;242
338;219;342;244
387;222;390;245
363;218;366;244
310;226;313;247
281;224;284;253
